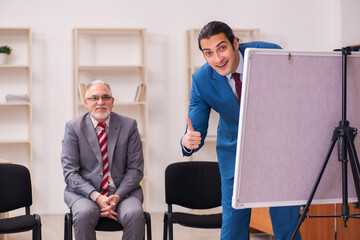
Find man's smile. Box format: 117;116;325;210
217;60;228;68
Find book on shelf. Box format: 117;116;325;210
5;94;28;102
134;84;141;102
134;83;146;102
78;83;86;101
138;83;146;102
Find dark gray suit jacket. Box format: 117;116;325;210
61;112;144;207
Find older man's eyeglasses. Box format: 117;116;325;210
86;95;113;102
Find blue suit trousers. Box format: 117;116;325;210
221;178;302;240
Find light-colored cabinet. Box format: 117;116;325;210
72;28;149;209
251;203;360;239
0;28;32;170
186;28;260;161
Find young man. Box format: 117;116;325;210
181;21;301;240
61;80;145;240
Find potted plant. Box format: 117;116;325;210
0;45;12;64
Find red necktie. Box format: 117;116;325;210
97;122;109;195
232;72;242;102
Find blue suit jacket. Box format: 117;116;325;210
183;41;281;179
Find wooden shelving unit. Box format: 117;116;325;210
0;28;32;170
72;28;149;209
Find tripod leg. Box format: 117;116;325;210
338;133;349;226
345;129;360;207
290;134;338;240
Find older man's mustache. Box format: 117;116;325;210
95;106;108;110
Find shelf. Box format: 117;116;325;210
0;65;30;69
0;139;30;144
0;102;30;106
0;28;30;31
75;28;146;33
76;101;146;106
77;65;144;71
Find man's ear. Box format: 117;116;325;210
233;37;239;49
84;98;90;111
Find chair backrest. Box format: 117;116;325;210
165;161;221;209
0;164;32;213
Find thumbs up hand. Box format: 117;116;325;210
181;117;201;150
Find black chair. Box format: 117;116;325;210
163;161;222;240
0;163;42;240
64;210;152;240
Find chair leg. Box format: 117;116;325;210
144;211;152;240
33;214;42;240
64;213;73;240
163;213;168;240
168;213;173;240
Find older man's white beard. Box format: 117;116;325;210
91;107;110;120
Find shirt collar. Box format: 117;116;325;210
90;114;110;129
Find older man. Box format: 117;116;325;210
61;80;145;240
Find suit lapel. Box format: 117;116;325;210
82;115;103;164
209;68;240;114
107;113;121;170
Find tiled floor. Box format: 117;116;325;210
2;212;274;240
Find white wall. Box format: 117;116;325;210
0;0;357;214
342;0;360;46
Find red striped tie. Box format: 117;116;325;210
98;122;109;195
232;72;242;101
